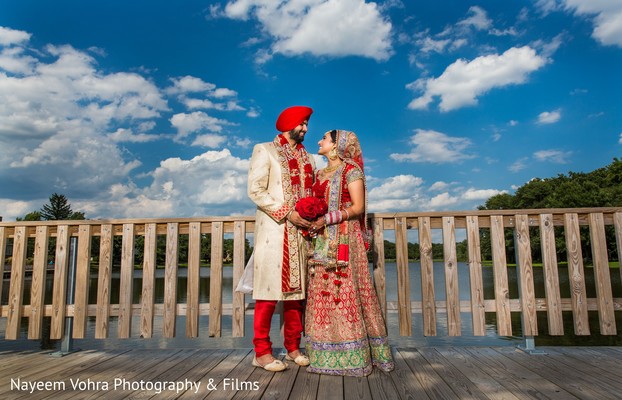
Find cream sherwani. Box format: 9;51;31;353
248;140;315;301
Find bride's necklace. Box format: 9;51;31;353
323;162;343;173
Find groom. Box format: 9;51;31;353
247;105;316;371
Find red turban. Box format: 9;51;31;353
275;106;313;132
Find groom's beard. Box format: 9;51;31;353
289;126;305;143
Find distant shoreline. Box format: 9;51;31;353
3;260;619;274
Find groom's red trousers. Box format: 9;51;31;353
253;299;304;357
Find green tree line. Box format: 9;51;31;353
476;158;622;265
17;193;86;221
376;158;622;264
378;240;469;262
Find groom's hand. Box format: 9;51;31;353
287;210;312;228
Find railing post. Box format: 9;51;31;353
518;336;544;354
51;236;79;357
513;228;546;355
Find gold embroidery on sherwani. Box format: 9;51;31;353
273;134;313;294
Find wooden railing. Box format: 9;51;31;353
1;208;621;342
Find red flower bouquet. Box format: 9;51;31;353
295;197;328;221
295;196;328;238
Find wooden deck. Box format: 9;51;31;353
2;346;622;399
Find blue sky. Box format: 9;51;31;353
0;0;620;221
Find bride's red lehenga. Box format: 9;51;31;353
305;130;394;377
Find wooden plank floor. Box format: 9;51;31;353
1;346;622;399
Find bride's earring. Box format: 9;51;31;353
328;147;338;160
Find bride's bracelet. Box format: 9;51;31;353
324;209;350;225
324;211;340;225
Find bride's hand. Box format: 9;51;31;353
308;216;326;235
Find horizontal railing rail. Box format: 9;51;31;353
1;207;621;343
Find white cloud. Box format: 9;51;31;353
413;5;517;60
535;0;563;16
0;27;253;220
509;157;529;172
418;37;452;54
390;129;475;163
233;136;253;149
151;150;250;207
619;132;622;144
247;108;260;118
369;174;424;199
490;27;519;37
463;188;507;200
588;111;605;118
429;192;459;208
147;150;249;216
534;149;572;163
377;0;404;13
181;97;245;112
167;76;244;112
457;6;493;31
192;133;228;148
525;34;567;65
223;101;245;111
0;46;37;74
170;111;233;140
0;26;31;46
367;174;426;212
408;46;547;112
563;0;622;47
213;88;238;98
416;34;468;55
507;150;572;175
0;42;168;201
367;174;504;212
537;109;561;124
429;181;450;192
171;79;234;98
68;149;253;219
221;0;393;62
181;97;219;110
108;128;162;143
0;199;41;220
166;76;216;94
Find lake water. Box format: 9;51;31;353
2;262;621;352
